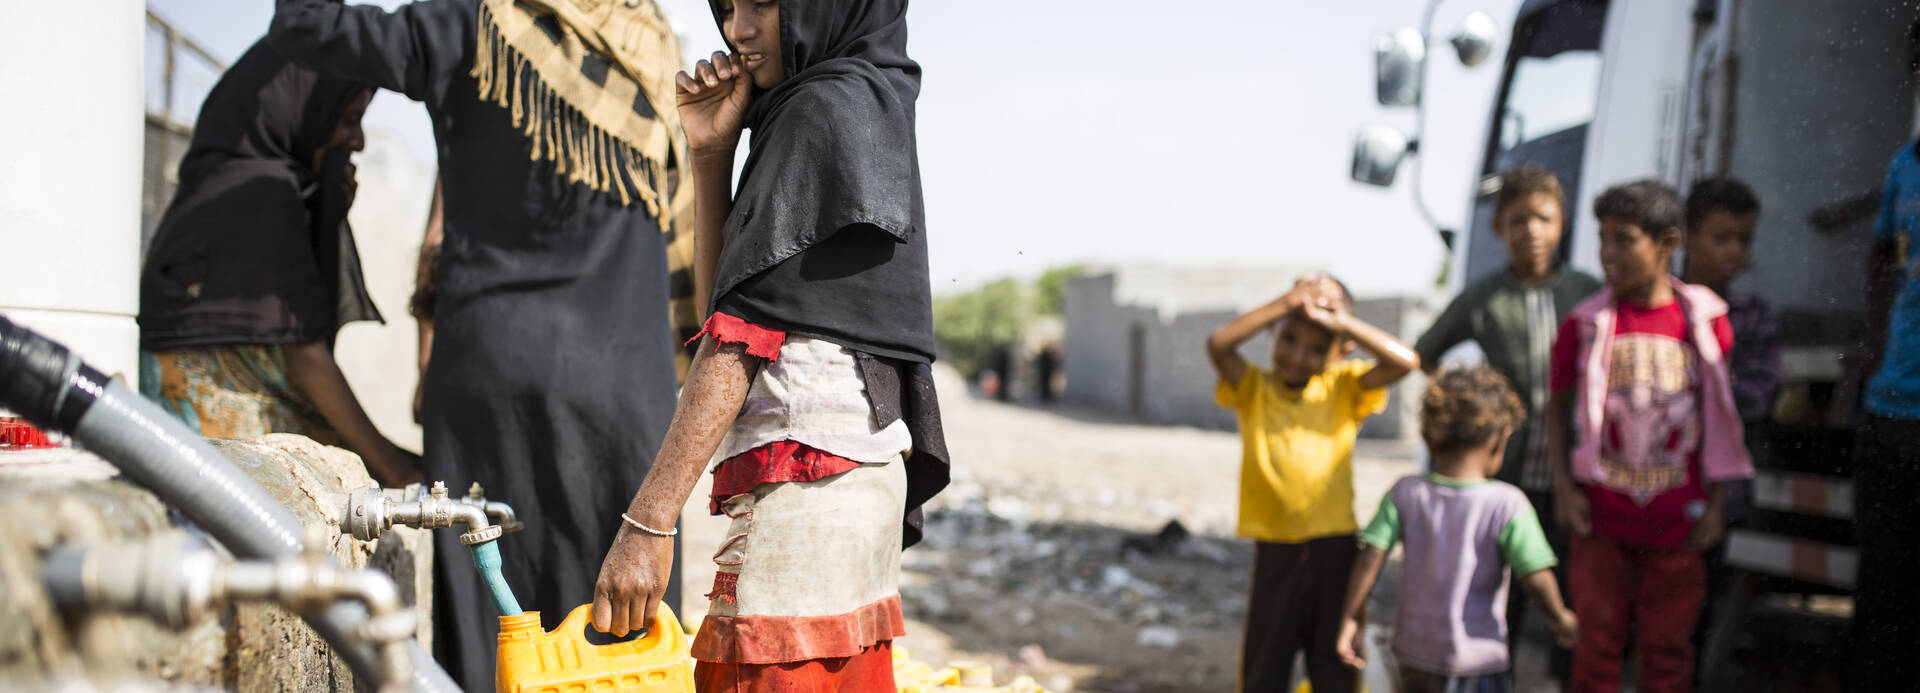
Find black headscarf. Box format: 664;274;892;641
706;0;947;548
705;0;933;362
140;39;381;351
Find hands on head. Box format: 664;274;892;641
1283;274;1351;334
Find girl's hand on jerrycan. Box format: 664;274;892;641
594;518;676;637
495;602;696;692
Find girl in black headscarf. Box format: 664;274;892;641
138;40;420;487
592;0;947;687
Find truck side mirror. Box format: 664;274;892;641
1351;125;1412;187
1373;27;1426;107
1451;12;1498;68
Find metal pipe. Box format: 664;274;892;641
1406;0;1457;239
0;315;459;693
45;530;417;693
387;483;498;545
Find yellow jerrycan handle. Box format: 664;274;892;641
496;603;697;693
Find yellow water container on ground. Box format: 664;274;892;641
496;604;696;692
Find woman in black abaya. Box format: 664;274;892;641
268;1;692;688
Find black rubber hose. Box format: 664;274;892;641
0;313;103;433
0;315;459;693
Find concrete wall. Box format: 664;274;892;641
1063;270;1420;439
1137;308;1242;431
332;131;437;452
1062;273;1148;417
0;437;433;690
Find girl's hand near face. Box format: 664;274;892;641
676;51;754;156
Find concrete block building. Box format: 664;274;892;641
1062;265;1427;440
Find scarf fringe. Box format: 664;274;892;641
472;2;667;216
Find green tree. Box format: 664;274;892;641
1034;265;1084;316
932;278;1032;377
932;265;1085;377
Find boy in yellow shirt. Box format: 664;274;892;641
1206;274;1420;693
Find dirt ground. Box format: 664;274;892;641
676;368;1850;692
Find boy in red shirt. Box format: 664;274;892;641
1545;180;1753;693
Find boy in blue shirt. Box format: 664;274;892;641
1855;132;1920;692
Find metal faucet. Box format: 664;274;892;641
344;481;515;546
463;482;523;534
43;529;416;693
340;481;526;617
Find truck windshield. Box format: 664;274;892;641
1460;0;1608;283
1498;51;1601;153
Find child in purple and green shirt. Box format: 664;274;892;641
1337;367;1578;692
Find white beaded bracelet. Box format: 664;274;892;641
621;513;678;537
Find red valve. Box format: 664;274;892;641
0;417;58;449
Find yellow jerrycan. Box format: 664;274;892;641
496;603;697;692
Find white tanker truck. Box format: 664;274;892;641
1351;0;1908;679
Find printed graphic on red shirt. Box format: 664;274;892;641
1600;333;1699;505
1552;299;1734;548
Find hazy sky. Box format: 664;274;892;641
146;0;1521;298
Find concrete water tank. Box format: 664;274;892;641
0;0;146;385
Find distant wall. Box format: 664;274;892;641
1062;273;1148;417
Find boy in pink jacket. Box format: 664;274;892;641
1545;180;1753;693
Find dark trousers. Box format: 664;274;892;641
1241;537;1358;693
1511;490;1573;682
1853;415;1920;692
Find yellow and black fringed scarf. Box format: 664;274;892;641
475;0;701;378
472;0;688;216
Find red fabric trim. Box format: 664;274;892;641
691;595;906;664
690;312;786;361
706;571;739;605
693;641;895;692
708;441;865;514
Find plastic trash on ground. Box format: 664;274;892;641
893;646;1054;692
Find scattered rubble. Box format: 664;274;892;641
900;478;1254;691
1134;626;1181;650
894;646;1054;692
